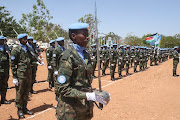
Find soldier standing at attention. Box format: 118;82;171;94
56;23;110;120
46;40;55;89
102;45;109;76
27;37;38;94
99;46;103;69
118;45;124;77
109;44;118;80
0;36;11;106
139;47;144;71
52;37;65;100
150;46;154;66
134;46;140;72
125;45;131;75
11;34;34;119
91;44;97;77
173;46;179;77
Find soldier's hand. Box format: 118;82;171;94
86;91;110;105
54;71;58;76
13;78;18;86
48;66;52;69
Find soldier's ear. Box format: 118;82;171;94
71;33;76;42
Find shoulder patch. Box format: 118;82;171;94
57;75;66;84
61;49;72;60
11;56;15;60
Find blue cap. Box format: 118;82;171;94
0;36;5;40
103;44;107;47
126;45;130;47
33;40;37;43
119;45;124;47
27;36;33;40
174;46;179;49
17;34;27;40
113;44;117;46
49;40;55;44
56;37;64;42
68;23;89;30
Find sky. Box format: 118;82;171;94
1;0;180;38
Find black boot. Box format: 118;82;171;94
111;76;115;81
102;72;106;76
173;73;178;77
23;107;34;115
52;81;54;87
18;108;25;119
119;74;122;77
49;82;52;89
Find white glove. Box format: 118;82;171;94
36;62;44;66
86;92;107;105
38;57;44;60
48;66;52;69
54;71;58;76
13;78;18;86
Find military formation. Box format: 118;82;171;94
0;22;179;119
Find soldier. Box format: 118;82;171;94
118;45;124;77
125;45;131;75
154;48;158;65
150;46;154;66
56;23;110;120
0;36;11;106
158;48;162;63
102;45;109;76
52;37;65;100
139;47;144;71
27;37;38;94
46;40;55;89
130;47;135;67
91;44;97;77
134;46;140;72
11;34;34;119
99;46;103;69
144;47;148;69
172;46;179;77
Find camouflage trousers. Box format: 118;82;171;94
15;68;32;109
134;59;139;71
31;65;38;91
150;56;154;65
102;60;109;74
92;61;97;76
118;60;123;75
173;61;179;74
47;68;54;83
56;98;93;120
110;62;116;78
0;72;9;101
125;60;130;74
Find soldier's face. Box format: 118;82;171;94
72;29;89;47
51;42;55;47
0;39;4;45
20;36;27;45
58;40;64;46
28;39;33;45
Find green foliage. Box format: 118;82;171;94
124;34;143;46
0;6;25;37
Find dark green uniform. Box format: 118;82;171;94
91;47;97;77
52;45;65;98
102;47;109;75
139;48;144;71
134;48;140;72
125;48;131;75
150;48;154;66
56;46;94;120
118;48;124;77
0;44;10;104
11;45;33;110
173;49;179;76
46;46;55;85
109;47;118;80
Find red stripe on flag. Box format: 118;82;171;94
146;36;153;40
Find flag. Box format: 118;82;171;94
146;34;158;43
155;34;161;47
102;37;105;40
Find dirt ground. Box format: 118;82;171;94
0;52;180;120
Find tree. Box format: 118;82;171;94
124;34;142;46
19;0;53;42
0;6;25;37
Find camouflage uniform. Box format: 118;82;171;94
150;47;154;66
109;45;118;80
125;47;131;75
102;46;109;76
52;45;65;98
139;48;144;71
11;45;33;110
154;48;158;65
91;47;97;77
130;48;135;67
173;48;179;76
56;45;94;120
134;47;140;72
46;46;55;86
99;47;103;69
118;46;124;77
144;48;148;68
0;44;10;104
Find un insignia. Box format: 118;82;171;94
58;75;66;84
11;56;15;60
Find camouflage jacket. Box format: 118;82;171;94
102;48;109;61
46;46;54;67
173;50;179;63
52;46;64;71
57;45;93;101
109;48;118;63
11;45;33;79
0;45;10;73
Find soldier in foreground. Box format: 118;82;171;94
102;45;109;76
172;46;179;77
0;36;11;106
11;34;34;119
56;23;110;120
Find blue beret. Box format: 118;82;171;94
68;23;89;30
27;37;33;40
119;45;124;47
33;40;37;43
113;44;117;46
126;45;130;47
103;44;107;47
49;40;55;44
174;46;179;49
56;37;64;42
0;36;5;40
17;34;27;40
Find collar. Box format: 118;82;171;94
73;43;86;52
58;45;64;50
27;43;33;48
20;43;27;48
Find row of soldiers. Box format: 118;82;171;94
90;44;177;80
0;35;44;119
